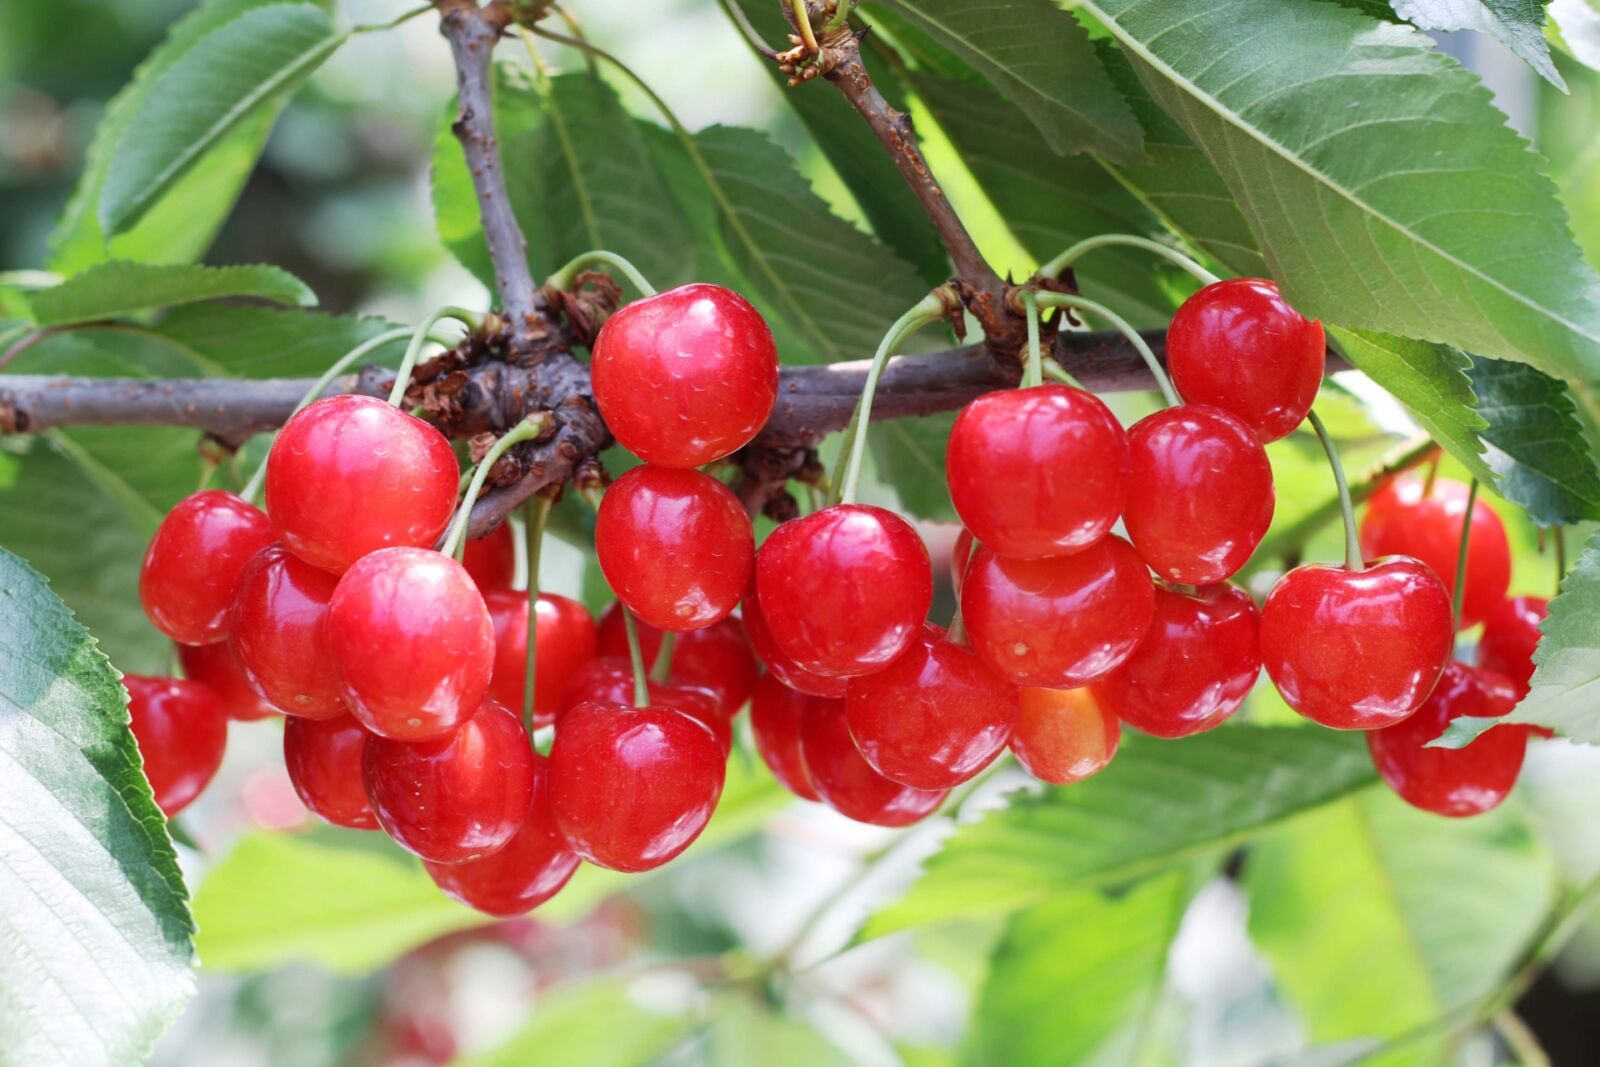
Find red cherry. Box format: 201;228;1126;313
549;699;727;872
177;641;277;721
123;675;228;816
362;700;534;863
962;536;1155;688
484;591;597;725
749;673;820;800
800;697;947;826
590;283;779;468
754;504;932;677
461;523;515;593
1166;278;1325;442
328;547;495;741
741;594;847;698
1261;557;1453;729
140;490;274;645
945;385;1129;560
844;624;1017;789
423;753;580;916
1123;405;1274;584
555;658;732;754
1010;687;1119;785
1367;661;1527;817
265;395;459;574
596;605;758;715
1478;596;1548;697
595;465;753;632
283;714;377;830
951;527;975;597
228;544;345;719
1360;475;1511;630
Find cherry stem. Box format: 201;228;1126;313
1039;233;1221;287
521;494;552;737
1554;526;1567;597
439;413;552;560
388;306;478;407
545;249;658;298
823;0;854;31
620;608;651;708
1035;292;1179;407
1307;409;1364;573
790;0;820;52
648;630;676;685
1041;357;1085;389
1452;478;1479;631
1021;291;1043;390
1422;452;1440;498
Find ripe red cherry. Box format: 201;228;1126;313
549;699;727;872
800;698;947;826
461;523;515;593
228;544;345;719
424;753;580;916
750;673;820;800
177;641;277;721
363;700;534;863
946;385;1129;560
123;675;228;816
590;283;779;468
555;658;733;754
1367;661;1527;817
265;395;459;574
1261;557;1453;729
283;714;377;830
596;605;758;714
844;624;1017;789
1360;475;1511;630
1478;596;1548;696
484;591;597;725
140;490;273;645
595;465;753;632
962;536;1155;688
755;504;932;677
1010;686;1120;785
1123;406;1274;584
741;594;847;698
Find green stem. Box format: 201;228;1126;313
521;495;552;737
823;0;854;31
649;631;677;685
1554;526;1567;597
545;249;658;297
389;306;478;407
350;2;432;34
1492;1011;1550;1067
1036;292;1178;407
1451;478;1479;631
1039;233;1220;287
621;608;651;708
790;0;820;52
439;414;552;560
1308;409;1364;573
1041;357;1084;389
1021;290;1043;390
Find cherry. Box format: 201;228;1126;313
1010;686;1120;785
1359;474;1511;630
329;547;495;741
282;714;377;830
424;753;580;916
548;699;727;872
962;536;1155;688
140;490;274;645
484;590;597;725
800;697;947;826
177;641;277;722
754;504;932;677
461;523;515;593
1166;278;1324;442
1478;596;1548;697
594;465;753;632
596;605;758;715
123;675;228;817
228;544;346;719
1123;405;1274;584
741;593;847;698
1367;661;1527;817
749;673;820;801
363;699;534;863
945;385;1129;560
555;658;732;754
951;527;975;597
589;283;779;468
1260;557;1453;729
265;395;459;574
844;624;1017;789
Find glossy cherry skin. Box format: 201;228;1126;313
548;699;727;872
1261;557;1453;729
1093;582;1260;738
1478;596;1548;697
749;673;820;800
555;658;732;754
1360;475;1511;630
845;624;1017;789
228;544;346;719
461;523;515;593
178;641;277;721
962;536;1155;688
485;591;597;725
800;697;947;826
1367;661;1527;817
946;385;1129;560
1010;687;1120;785
595;465;753;632
362;700;534;863
328;547;495;742
123;675;228;817
424;753;580;916
140;490;274;645
596;605;758;715
741;593;848;698
755;504;932;678
265;395;459;574
590;283;779;468
1123;405;1274;584
283;714;377;830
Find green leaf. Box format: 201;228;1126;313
1078;0;1600;381
1500;526;1600;740
1390;0;1564;89
0;548;195;1066
861;726;1377;938
871;412;958;522
150;304;400;378
1468;355;1600;524
706;1001;853;1067
1551;0;1600;71
26;262;315;327
454;980;689;1067
100;3;344;236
